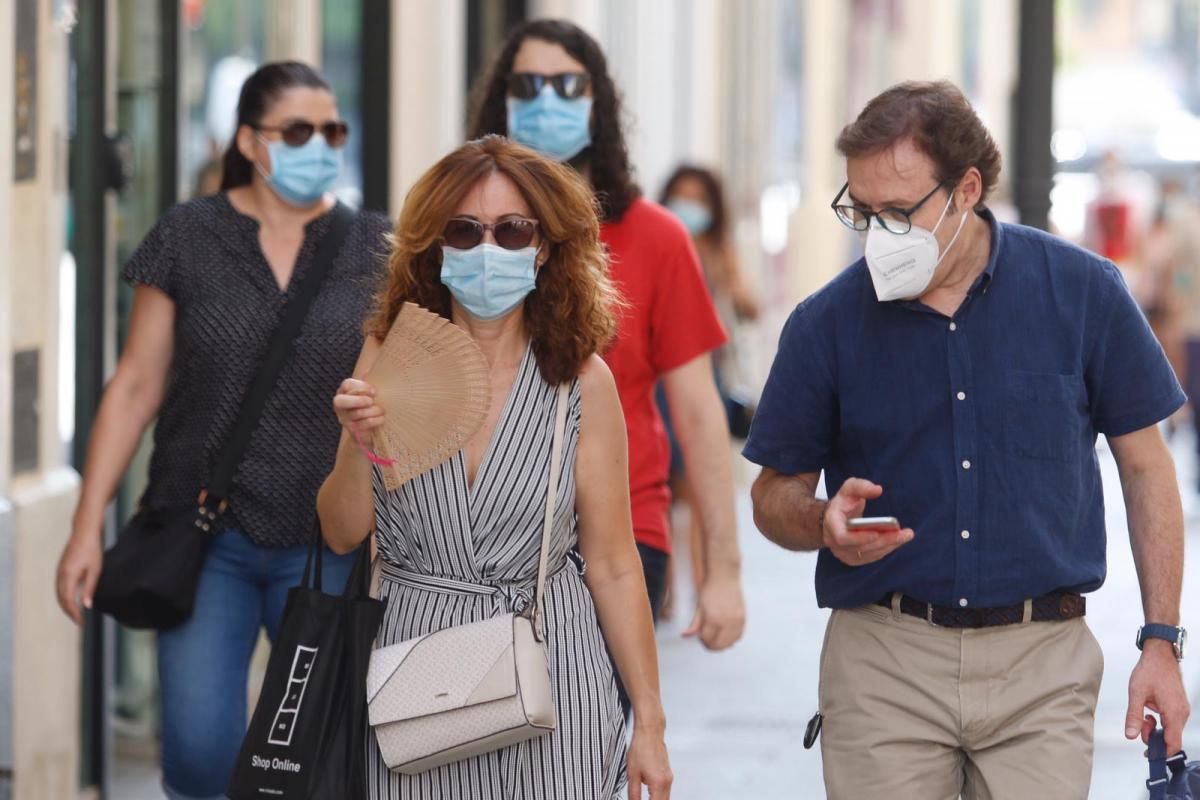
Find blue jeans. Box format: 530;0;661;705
156;530;355;800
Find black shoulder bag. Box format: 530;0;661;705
93;204;355;630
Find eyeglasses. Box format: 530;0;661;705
830;181;947;235
256;120;350;148
443;217;540;250
506;72;591;101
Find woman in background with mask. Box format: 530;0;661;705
469;19;746;665
658;165;760;614
54;61;390;800
661;165;760;334
319;135;671;799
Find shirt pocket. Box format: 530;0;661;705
1005;370;1085;461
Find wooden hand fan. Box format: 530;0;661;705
365;302;491;490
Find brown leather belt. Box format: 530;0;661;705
874;590;1085;629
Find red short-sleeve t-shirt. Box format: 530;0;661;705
600;197;727;553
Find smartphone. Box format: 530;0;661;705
847;516;900;532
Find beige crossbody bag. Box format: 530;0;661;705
366;382;569;775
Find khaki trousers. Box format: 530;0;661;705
818;599;1103;800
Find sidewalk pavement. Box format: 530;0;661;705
657;432;1200;799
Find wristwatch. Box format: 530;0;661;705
1136;624;1187;661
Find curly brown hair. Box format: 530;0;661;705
836;80;1002;205
466;19;641;222
369;135;620;385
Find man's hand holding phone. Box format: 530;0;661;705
822;478;915;566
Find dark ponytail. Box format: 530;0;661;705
219;61;331;191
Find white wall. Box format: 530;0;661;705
528;0;603;38
977;0;1019;200
685;0;722;166
0;0;15;501
0;0;15;788
602;0;683;197
3;1;82;796
389;0;466;210
786;0;852;302
264;0;323;66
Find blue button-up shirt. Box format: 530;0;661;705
743;209;1185;609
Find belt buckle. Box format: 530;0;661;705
925;602;938;627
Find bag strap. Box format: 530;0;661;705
1148;723;1170;799
205;203;355;505
531;382;571;638
369;542;381;600
301;526;374;597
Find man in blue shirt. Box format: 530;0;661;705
745;81;1191;799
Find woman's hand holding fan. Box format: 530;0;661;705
333;377;387;453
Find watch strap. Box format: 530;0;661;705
1138;623;1183;650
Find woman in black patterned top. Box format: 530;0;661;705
54;62;390;800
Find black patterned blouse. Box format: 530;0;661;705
121;193;391;547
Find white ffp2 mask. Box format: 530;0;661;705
863;192;968;302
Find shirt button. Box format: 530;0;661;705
949;322;958;331
961;530;971;540
956;391;966;400
962;459;972;470
959;598;969;607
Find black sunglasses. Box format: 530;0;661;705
830;181;947;235
443;217;540;251
506;72;591;101
256;119;350;148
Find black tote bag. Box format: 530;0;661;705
92;205;354;630
227;533;385;800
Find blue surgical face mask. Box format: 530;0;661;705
667;199;713;236
256;133;342;207
440;243;539;321
506;88;593;162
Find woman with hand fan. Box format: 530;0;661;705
318;135;671;799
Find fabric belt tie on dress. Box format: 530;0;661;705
378;558;573;617
875;589;1086;628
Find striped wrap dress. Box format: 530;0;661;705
366;345;629;798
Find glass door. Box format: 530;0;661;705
72;0;177;794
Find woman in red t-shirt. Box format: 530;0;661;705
469;18;745;656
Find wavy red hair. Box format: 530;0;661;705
370;135;620;385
